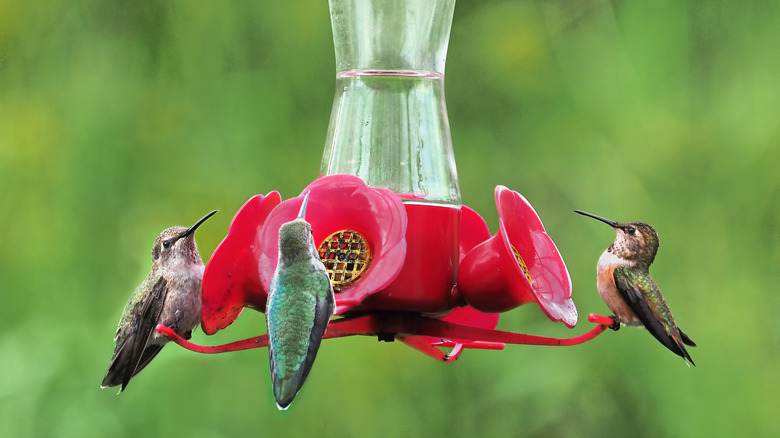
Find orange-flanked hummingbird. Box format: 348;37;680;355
575;210;696;365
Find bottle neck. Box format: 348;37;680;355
328;0;456;74
323;0;460;205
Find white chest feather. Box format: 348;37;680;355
597;250;634;271
595;249;641;325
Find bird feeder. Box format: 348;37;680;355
158;0;614;365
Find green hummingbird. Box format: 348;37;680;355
575;210;696;365
101;210;217;391
266;193;335;410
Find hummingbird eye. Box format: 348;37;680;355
162;240;173;249
626;227;637;236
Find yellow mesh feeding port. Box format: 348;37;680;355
511;244;533;286
318;230;372;291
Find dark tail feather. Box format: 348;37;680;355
272;378;299;411
675;341;695;367
102;340;131;390
670;329;696;366
101;337;164;391
124;345;163;389
679;328;696;347
643;324;696;366
656;334;696;366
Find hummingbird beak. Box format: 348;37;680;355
181;210;218;238
297;193;310;220
574;210;618;228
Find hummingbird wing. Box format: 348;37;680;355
612;267;695;365
102;276;169;391
268;271;335;409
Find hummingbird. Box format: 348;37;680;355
101;210;217;392
575;210;696;365
266;193;335;410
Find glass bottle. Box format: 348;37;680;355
322;0;461;312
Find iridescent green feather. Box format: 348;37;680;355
266;258;334;408
613;266;695;364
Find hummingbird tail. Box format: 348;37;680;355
272;379;299;410
679;328;696;347
671;331;696;367
678;343;695;366
268;287;335;410
101;338;164;391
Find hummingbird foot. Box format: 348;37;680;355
608;315;622;331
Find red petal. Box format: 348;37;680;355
201;192;281;335
495;186;577;327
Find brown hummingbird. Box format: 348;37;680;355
575;210;696;365
101;210;217;391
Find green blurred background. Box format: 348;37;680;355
1;0;778;436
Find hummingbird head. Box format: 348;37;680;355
278;193;319;266
574;210;659;267
152;210;217;267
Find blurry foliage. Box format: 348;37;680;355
1;0;778;437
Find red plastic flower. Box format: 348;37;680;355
201;175;408;333
258;175;407;314
457;186;577;327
